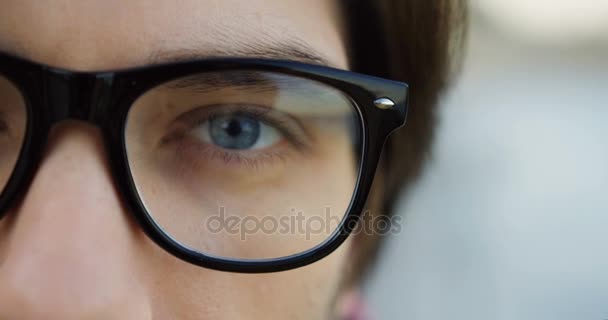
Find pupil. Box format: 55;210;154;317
225;119;243;137
209;115;261;150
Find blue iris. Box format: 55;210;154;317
209;115;261;150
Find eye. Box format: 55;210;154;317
190;114;282;150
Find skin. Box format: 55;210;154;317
0;1;358;319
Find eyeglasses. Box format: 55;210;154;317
0;51;408;273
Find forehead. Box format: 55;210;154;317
0;0;347;71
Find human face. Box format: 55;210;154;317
0;0;411;318
0;1;352;319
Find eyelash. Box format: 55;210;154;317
180;142;296;172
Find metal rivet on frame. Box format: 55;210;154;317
373;97;395;109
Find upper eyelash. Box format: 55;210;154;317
185;104;312;151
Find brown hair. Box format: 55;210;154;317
342;0;468;284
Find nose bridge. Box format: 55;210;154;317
2;123;128;271
0;123;150;319
44;67;114;125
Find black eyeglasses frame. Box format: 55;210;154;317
0;51;408;273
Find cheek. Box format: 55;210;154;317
141;237;352;320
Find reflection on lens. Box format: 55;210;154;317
125;71;361;260
0;76;27;194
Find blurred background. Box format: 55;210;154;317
365;1;608;319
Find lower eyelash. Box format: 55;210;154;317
171;136;294;173
208;149;291;171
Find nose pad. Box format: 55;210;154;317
0;121;151;319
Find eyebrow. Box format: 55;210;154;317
166;71;277;93
0;33;339;93
0;32;336;71
152;37;337;93
145;38;334;67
